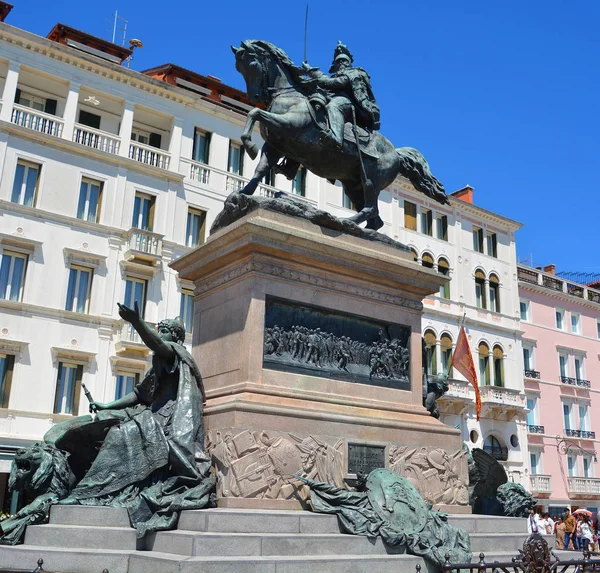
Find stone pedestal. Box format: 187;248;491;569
172;208;470;513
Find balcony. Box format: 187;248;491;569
188;160;210;185
577;379;591;389
129;141;170;170
115;322;153;356
124;228;163;265
564;429;595;439
226;173;246;193
530;474;552;495
436;379;472;414
479;385;527;420
561;376;591;389
568;477;600;498
11;104;63;137
524;369;540;379
73;123;120;155
528;425;545;434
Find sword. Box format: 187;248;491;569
81;382;97;413
303;4;309;63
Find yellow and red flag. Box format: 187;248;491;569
450;324;481;421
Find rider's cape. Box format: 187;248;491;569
338;67;381;131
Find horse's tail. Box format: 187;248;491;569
395;147;449;205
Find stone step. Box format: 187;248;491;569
49;504;131;527
178;508;341;534
24;523;140;551
146;530;404;557
128;552;424;573
0;544;130;573
469;532;554;553
447;515;528;534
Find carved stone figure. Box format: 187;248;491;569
297;468;471;568
0;304;216;544
424;374;450;419
230;40;448;232
389;446;469;507
497;482;537;518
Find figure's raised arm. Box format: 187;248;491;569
118;302;175;360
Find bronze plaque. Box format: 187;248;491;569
348;443;385;475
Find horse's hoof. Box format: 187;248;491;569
242;138;259;160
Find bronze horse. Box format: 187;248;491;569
231;40;449;231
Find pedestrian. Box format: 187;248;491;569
556;517;566;549
528;508;542;534
564;509;576;550
544;512;555;535
581;515;594;553
575;515;583;550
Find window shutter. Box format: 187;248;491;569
14;88;21;104
404;201;417;231
424;330;436;347
148;196;156;232
441;216;448;240
44;98;58;116
73;365;83;415
239;147;245;175
53;364;63;414
192;128;199;161
204;132;212;163
149;132;162;149
0;355;14;408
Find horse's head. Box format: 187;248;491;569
231;41;267;105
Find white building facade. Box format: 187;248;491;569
0;14;527;511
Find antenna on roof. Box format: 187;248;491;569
107;10;128;46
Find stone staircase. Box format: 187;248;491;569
0;507;552;573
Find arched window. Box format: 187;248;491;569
438;258;450;299
489;274;500;313
475;269;487;309
478;341;490;385
422;252;434;269
484;435;508;461
409;248;418;262
440;333;453;377
424;329;437;376
493;345;504;387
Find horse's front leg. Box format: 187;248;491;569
240;142;282;196
241;108;260;160
241;108;304;160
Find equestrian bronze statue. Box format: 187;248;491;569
231;40;449;231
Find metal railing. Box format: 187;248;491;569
73;123;120;155
517;266;539;284
11;104;63;137
129;141;170;170
528;424;545;434
518;264;600;304
561;376;577;386
524;369;540;379
581;431;596;439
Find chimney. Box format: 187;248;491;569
451;185;474;204
0;1;13;21
543;264;556;275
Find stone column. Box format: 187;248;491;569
168;117;183;174
118;102;135;159
61;81;80;142
0;62;21;122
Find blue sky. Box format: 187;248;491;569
7;1;599;273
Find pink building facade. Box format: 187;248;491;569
519;265;600;517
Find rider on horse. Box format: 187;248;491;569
302;42;381;150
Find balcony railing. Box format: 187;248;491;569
530;474;552;494
528;425;545;434
11;104;63;137
577;379;591;389
542;275;563;291
581;431;596;439
116;321;155;355
517;267;539;285
226;173;247;193
129;141;170;170
568;477;600;496
445;379;470;399
125;228;163;264
73;123;120;155
258;184;280;199
524;369;541;379
561;376;577;386
480;385;526;407
517;265;600;304
188;160;210;185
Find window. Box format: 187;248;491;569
571;313;581;334
563;402;573;431
192;129;211;164
263;167;276;187
424;330;437;376
53;362;83;415
486;232;497;258
124;277;147;318
180;290;194;333
78;110;101;130
483;435;507;461
65;266;92;313
438;258;450;299
556;309;565;330
115;372;139;400
0;251;27;301
227;142;244;175
530;452;540;475
526;397;537;426
523;346;534;372
520;299;530;321
420;209;433;236
597;321;600;339
478;342;490;385
409;248;418;262
559;353;569;378
579;404;589;431
16;90;57;115
583;457;594;478
131;128;161;148
475;270;487;309
11;160;41;207
567;455;577;477
132;192;155;231
404;201;417;231
421;252;434;269
575;356;585;382
186;209;207;248
440;333;453;377
76;178;103;223
436;214;448;241
473;227;484;253
493;345;504;387
292;167;306;196
342;190;355;211
489;274;500;313
0;354;15;408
